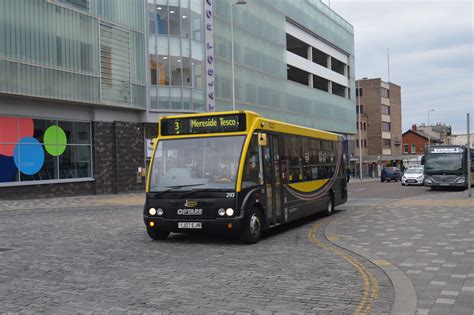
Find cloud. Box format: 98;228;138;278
331;0;473;133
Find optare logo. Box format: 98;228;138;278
184;200;198;208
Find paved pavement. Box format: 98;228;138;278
0;194;393;314
332;183;474;315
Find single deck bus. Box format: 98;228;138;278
144;111;348;243
423;145;474;190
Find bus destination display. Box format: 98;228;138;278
161;114;246;135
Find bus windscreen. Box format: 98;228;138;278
161;113;246;136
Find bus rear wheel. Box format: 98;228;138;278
147;227;170;240
240;208;263;244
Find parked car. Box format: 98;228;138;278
381;167;402;182
401;167;424;186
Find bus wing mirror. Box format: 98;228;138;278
258;133;267;146
420;156;425;165
151;138;157;146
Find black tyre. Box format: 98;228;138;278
146;227;170;240
324;193;335;216
240;207;263;244
381;179;384;182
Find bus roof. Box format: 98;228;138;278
159;110;339;141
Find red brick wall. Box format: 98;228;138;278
402;131;427;155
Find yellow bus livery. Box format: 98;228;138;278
144;111;347;243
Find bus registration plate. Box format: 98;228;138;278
178;222;202;229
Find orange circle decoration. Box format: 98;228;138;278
0;117;34;157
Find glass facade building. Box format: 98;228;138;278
0;0;355;196
147;0;206;112
0;0;146;108
148;0;355;134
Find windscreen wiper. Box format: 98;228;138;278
151;183;205;198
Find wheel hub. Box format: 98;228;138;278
250;214;261;238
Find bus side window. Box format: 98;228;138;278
242;135;260;188
284;135;302;183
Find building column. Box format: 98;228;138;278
327;56;331;69
328;81;332;94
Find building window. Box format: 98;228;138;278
381;104;390;115
382;122;391;132
287;65;309;86
363;122;366;130
181;0;191;38
411;144;416;154
364;139;367;148
156;3;169;35
286;34;309;59
0;117;92;184
404;144;409;154
356;121;359;130
313;75;329;92
190;0;203;41
356;105;364;114
332;82;346;98
381;87;390;98
312;47;329;67
356;87;362;97
169;2;181;36
331;58;345;75
383;139;391;148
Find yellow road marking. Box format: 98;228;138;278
373;259;392;267
327;235;340;241
308;222;379;315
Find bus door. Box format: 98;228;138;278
263;135;283;225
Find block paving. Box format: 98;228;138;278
330;191;474;315
0;198;393;313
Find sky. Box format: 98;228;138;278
329;0;473;134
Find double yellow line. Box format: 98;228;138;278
308;222;379;315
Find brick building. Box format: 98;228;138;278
402;124;441;167
353;78;402;177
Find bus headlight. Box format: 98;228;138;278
157;208;164;216
226;208;234;216
456;178;465;184
218;208;226;216
148;208;157;215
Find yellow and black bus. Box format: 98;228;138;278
144;111;348;243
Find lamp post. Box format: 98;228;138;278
427;109;435;146
230;0;247;111
357;80;363;180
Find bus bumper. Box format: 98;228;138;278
143;210;247;235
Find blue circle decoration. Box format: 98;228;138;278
0;154;17;182
13;137;45;175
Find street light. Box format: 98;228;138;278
357;80;363;181
230;0;247;111
427;109;435;146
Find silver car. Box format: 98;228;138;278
401;167;424;186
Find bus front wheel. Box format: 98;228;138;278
240;208;263;244
147;227;170;240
